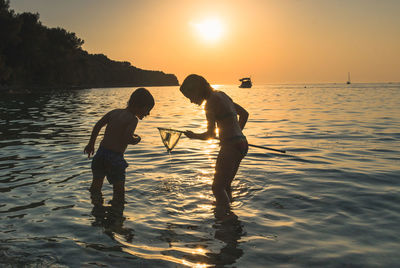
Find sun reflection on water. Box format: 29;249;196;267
116;235;212;267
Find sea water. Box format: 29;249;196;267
0;83;399;267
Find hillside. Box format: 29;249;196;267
0;0;178;91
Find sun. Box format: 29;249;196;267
193;18;224;42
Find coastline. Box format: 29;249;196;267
0;82;180;94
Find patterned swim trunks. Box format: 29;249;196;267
91;146;128;184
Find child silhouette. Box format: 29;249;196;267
84;88;154;208
180;74;249;213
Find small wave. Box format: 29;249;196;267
0;200;46;214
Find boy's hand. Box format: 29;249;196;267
184;130;195;139
130;134;141;145
84;144;94;158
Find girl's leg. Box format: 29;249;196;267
226;140;247;201
213;146;242;208
225;162;241;202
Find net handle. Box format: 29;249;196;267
157;127;185;134
157;127;286;153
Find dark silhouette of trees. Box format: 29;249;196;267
0;0;178;90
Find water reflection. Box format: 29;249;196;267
162;209;244;267
208;209;244;266
90;191;134;243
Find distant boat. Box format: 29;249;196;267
239;77;252;88
347;72;351;84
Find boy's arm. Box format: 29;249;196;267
83;111;111;158
185;110;216;140
124;117;141;145
233;102;249;130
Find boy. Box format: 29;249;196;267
84;88;154;208
180;74;249;214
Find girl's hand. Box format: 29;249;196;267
84;144;94;158
131;134;141;145
184;130;195;139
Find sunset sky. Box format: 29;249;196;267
10;0;400;84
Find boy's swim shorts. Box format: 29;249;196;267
91;146;128;184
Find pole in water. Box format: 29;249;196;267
248;144;286;153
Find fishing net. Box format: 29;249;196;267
157;128;183;152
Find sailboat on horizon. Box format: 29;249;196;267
347;72;351;84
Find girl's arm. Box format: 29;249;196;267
185;110;216;140
84;111;111;158
234;102;249;130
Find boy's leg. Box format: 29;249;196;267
90;176;105;194
110;180;125;217
90;150;105;195
106;153;128;217
112;180;125;204
89;176;105;206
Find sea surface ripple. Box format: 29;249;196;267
1;83;399;267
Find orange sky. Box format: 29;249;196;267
11;0;400;84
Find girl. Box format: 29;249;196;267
180;74;249;212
